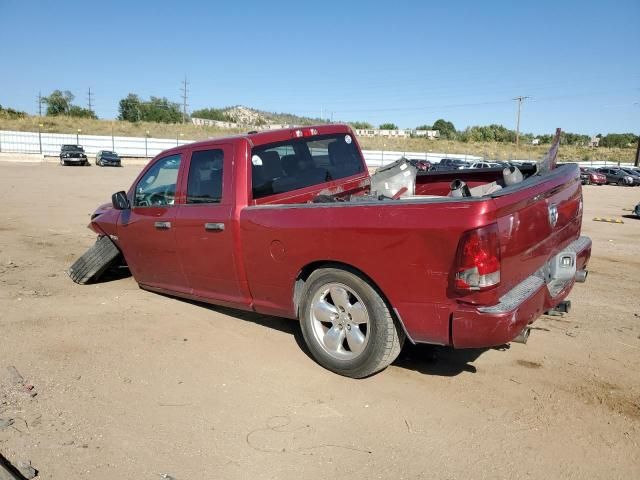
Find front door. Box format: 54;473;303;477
174;145;246;306
117;153;189;292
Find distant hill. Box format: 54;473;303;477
217;105;325;126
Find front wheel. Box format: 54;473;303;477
299;268;405;378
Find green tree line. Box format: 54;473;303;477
347;117;638;147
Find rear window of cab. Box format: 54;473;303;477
250;133;364;199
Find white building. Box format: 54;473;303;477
355;129;439;139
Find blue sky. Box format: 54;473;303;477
1;0;638;134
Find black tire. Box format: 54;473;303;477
84;161;90;166
68;236;121;284
299;268;405;378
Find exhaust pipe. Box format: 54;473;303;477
512;327;531;344
546;300;572;316
575;269;588;283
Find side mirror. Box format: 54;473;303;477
112;191;130;210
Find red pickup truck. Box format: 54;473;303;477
73;124;591;378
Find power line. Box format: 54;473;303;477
513;96;530;147
180;76;189;124
87;87;94;114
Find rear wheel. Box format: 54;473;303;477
299;268;405;378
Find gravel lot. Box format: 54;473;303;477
0;160;638;479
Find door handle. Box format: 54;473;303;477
204;222;225;232
154;221;172;230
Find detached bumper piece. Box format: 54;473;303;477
452;236;591;348
68;235;121;284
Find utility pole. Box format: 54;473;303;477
180;76;189;124
37;91;43;116
87;87;93;114
513;96;530;147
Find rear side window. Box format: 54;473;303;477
134;154;181;207
187;149;224;204
251;133;363;199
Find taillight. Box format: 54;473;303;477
455;223;501;291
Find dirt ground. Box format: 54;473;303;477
0;160;638;480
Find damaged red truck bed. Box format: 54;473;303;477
78;124;591;378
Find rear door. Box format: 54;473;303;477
173;144;246;306
117;153;189;292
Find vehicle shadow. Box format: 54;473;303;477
622;214;639;220
152;293;500;377
392;343;508;376
96;265;132;283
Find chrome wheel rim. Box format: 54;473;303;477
309;282;370;361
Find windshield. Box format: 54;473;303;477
251;133;364;199
62;145;83;151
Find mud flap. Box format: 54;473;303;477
68;235;121;284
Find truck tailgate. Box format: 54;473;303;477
491;163;583;297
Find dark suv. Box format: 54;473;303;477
60;145;89;166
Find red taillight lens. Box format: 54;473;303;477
455;223;501;291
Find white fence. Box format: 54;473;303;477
0;130;190;158
0;129;633;169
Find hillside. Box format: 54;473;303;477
212;105;324;126
0;114;635;163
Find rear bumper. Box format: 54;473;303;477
451;236;591;348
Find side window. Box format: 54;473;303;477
186;149;224;204
134;154;181;207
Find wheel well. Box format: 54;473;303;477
293;261;388;314
294;261;414;344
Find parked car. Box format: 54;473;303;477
70;125;591;378
596;167;635;186
433;158;469;171
579;167;607;185
96;150;122;167
461;161;503;170
635;202;640;217
59;145;89;166
619;168;640;186
407;159;431;171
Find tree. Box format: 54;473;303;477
118;94;182;123
379;123;398;130
0;104;26;119
44;90;74;116
432;119;456;139
349;121;373;129
415;124;432;131
191;107;232;122
140;96;182;123
118;94;143;122
600;133;638;148
68;105;97;119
